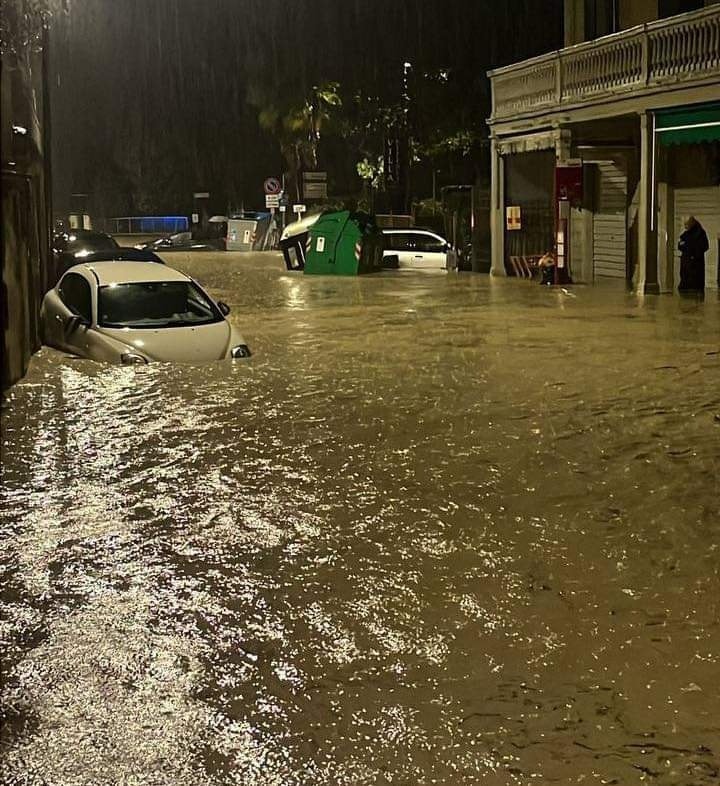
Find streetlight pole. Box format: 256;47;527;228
402;61;413;215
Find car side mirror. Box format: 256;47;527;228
217;301;231;316
65;314;90;333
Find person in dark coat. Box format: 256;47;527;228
678;216;709;292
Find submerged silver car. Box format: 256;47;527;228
382;228;457;270
40;260;251;364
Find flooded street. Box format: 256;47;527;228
1;252;719;785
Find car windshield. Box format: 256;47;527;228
98;281;222;328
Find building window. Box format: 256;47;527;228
658;0;705;19
584;0;619;39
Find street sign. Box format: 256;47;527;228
193;191;210;199
265;194;280;208
191;213;199;224
303;171;327;182
293;204;307;214
302;171;327;200
304;183;327;199
279;205;287;212
264;177;282;195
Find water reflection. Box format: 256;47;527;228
1;252;719;784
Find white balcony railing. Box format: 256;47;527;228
489;6;720;122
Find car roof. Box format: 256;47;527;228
80;248;165;264
72;260;190;286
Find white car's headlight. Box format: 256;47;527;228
230;344;252;359
121;352;148;365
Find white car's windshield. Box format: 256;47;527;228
98;281;222;328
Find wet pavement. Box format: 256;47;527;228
1;252;719;785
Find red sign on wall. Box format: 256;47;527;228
505;205;522;230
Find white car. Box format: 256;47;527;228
40;260;251;364
382;228;457;270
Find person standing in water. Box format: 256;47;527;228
678;216;709;292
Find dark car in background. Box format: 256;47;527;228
76;248;165;265
53;229;120;275
134;232;218;252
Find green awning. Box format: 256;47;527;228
655;103;720;146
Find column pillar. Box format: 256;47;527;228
554;128;572;163
637;111;659;294
490;136;506;277
657;181;675;293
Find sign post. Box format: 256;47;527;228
265;178;283;240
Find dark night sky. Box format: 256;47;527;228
49;0;563;218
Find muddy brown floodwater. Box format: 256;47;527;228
1;252;719;785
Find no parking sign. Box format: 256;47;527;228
264;177;282;195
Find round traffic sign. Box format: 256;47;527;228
263;177;282;195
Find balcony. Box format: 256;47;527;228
489;6;720;125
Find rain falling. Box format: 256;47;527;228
2;1;719;784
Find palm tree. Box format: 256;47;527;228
258;82;342;202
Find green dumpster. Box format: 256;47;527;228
304;211;384;276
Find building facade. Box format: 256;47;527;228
487;0;720;293
1;1;55;390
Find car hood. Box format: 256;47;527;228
98;320;234;362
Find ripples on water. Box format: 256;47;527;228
1;254;719;784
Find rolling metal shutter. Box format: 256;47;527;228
593;160;627;279
674;187;720;291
